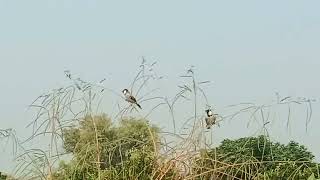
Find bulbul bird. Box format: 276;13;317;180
122;89;142;109
205;109;216;129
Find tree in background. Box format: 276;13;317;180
195;135;320;179
53;114;159;180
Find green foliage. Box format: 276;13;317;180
308;173;320;180
195;135;320;179
0;172;7;180
53;114;159;180
46;114;320;180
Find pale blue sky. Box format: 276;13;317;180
1;0;320;173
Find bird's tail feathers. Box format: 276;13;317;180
136;103;142;109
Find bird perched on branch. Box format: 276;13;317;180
205;109;216;129
122;89;142;109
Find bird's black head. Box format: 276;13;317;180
205;109;213;116
122;89;129;94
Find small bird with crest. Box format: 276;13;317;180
122;89;142;109
205;108;216;129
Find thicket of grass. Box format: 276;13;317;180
1;60;319;180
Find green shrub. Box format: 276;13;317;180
53;115;159;180
194;135;320;179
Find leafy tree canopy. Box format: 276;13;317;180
196;135;319;179
53;114;159;180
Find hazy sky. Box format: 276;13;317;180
1;0;320;173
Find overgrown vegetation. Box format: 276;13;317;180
1;60;319;179
195;136;319;179
51;117;320;180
